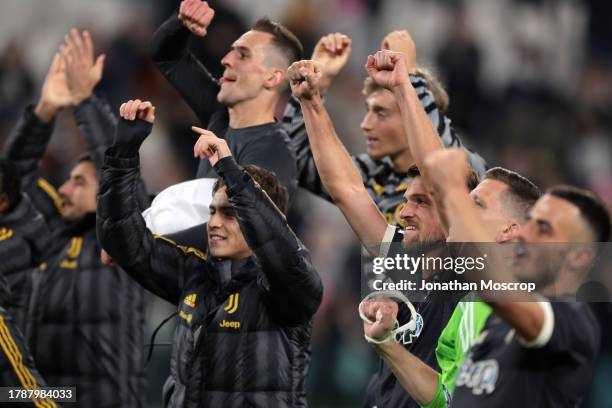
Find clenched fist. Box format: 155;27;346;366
381;30;416;74
311;32;352;92
287;60;323;101
365;50;410;90
178;0;215;37
360;299;398;343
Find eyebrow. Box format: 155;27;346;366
210;205;234;212
231;45;251;56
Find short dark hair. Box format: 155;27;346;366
251;17;304;66
484;167;541;220
0;159;22;209
547;185;611;242
212;164;289;215
407;164;479;191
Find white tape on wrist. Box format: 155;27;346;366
359;290;417;344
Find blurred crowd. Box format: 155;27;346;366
0;0;610;406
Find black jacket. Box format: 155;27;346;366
2;97;146;408
0;228;59;407
0;194;51;331
97;118;323;408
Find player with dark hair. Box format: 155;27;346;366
361;164;542;407
150;0;302;195
287;53;485;407
3;30;146;407
420;148;609;407
0;159;56;407
97;99;322;408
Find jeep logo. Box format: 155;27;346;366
219;319;241;329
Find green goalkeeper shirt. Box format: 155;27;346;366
422;299;492;408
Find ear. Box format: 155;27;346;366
0;192;10;214
496;221;520;243
263;68;286;90
566;245;595;271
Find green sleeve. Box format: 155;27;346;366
421;299;492;408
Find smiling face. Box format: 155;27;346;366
58;160;98;221
512;194;587;287
398;176;446;245
360;89;409;160
217;30;281;107
207;187;252;260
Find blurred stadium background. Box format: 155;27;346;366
0;0;610;406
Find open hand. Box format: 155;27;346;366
62;28;105;105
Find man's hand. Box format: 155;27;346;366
119;99;156;123
100;249;117;267
62;29;105;105
381;30;416;74
35;53;72;123
111;99;156;157
423;148;470;192
311;33;352;93
192;126;231;167
361;299;398;343
288;60;323;101
365;50;410;90
178;0;215;37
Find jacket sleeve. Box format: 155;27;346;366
2;106;63;221
0;303;59;407
73;94;117;172
214;157;323;325
73;94;150;210
97;119;206;305
150;13;224;126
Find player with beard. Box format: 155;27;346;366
360;166;541;407
421;148;609;407
287;58;479;408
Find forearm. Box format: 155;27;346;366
393;82;444;175
489;301;544;342
73;94;117;171
300;96;388;246
150;13;221;125
374;341;440;405
150;13;191;63
299;96;363;199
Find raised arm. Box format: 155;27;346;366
193;129;323;325
3;53;72;221
424;149;545;342
150;0;223;125
62;29;114;171
287;60;389;248
97;100;205;305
